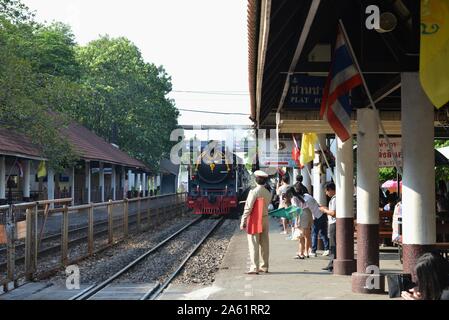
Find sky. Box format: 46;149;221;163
22;0;252;129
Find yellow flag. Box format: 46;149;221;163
420;0;449;108
299;133;317;166
37;161;47;178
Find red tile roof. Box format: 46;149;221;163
0;121;148;170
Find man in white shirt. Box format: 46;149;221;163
319;182;336;272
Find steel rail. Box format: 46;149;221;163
143;217;224;300
74;216;203;300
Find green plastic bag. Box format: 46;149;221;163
268;206;302;220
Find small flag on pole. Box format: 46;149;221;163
291;134;302;168
299;133;317;167
37;161;47;178
320;25;362;142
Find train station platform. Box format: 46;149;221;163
162;217;403;300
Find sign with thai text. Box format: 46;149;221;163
286;75;325;108
379;138;402;168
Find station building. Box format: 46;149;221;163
0;118;155;206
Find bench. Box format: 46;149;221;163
353;210;393;246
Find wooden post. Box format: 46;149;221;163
6;205;16;289
137;198;141;232
88;203;94;255
61;204;69;266
108;200;113;244
123;198;129;237
25;208;33;280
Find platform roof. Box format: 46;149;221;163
247;0;449;137
0;120;148;171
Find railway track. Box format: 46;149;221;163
71;216;223;300
0;212;144;271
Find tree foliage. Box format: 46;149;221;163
70;36;178;171
1;0;179;172
0;7;79;171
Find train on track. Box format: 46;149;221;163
186;141;250;215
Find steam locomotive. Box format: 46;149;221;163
187;141;249;215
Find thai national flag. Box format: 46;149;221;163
320;26;362;142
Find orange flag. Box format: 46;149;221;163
247;198;264;234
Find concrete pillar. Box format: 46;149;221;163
334;136;356;275
85;161;91;203
401;72;436;274
352;108;383;293
313;134;327;205
111;164;116;201
128;170;133;198
142;173;147;196
99;162;104;202
70;166;75;206
47;168;55;207
301;163;312;194
0;156;5;204
136;173;141;194
23;160;31;201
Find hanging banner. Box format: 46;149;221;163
286;75;326;108
379;138;402;168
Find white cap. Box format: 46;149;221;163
254;170;268;178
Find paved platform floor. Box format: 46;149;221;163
162;217;403;300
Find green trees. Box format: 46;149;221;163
72;36;179;171
0;0;178;172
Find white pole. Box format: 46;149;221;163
23;160;31;200
336;137;354;219
402;73;435;247
356;108;379;225
99;162;105;202
301;163;312;194
0;156;5;201
313;134;327;205
47;168;55;207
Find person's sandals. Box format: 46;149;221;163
246;271;259;275
293;254;305;259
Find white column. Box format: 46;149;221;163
142;173;147;196
47;168;55;206
70;166;75;206
23;160;31;200
0;156;5;201
401;72;436;272
99;162;105;202
127;170;132;192
85;161;91;203
336;137;354;220
313;134;327;205
301;163;312;194
356;109;379;224
111;164;116;201
121;167;126;198
136;173;141;193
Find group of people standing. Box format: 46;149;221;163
240;170;338;274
